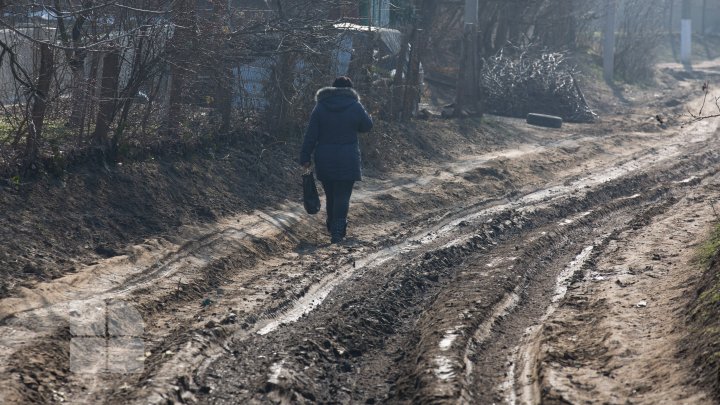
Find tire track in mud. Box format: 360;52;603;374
0;124;609;326
186;131;720;403
1;135;510;401
0;220;299;404
389;174;702;403
0;115;717;404
493;202;678;405
527;176;720;405
461;181;720;400
506;191;685;403
0;125;596;402
146;129;720;404
87;135;720;400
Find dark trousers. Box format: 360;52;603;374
321;180;355;225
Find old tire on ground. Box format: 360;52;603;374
527;113;563;129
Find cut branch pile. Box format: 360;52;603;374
480;47;596;123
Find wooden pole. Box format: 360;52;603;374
603;0;616;82
668;0;675;35
455;0;478;115
369;0;373;30
93;50;121;146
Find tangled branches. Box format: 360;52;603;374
480;46;596;123
685;82;720;125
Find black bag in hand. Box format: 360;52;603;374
302;171;321;215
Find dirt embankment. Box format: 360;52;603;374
0;118;505;297
0;132;296;296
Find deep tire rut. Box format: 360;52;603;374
1;110;719;404
187;133;720;403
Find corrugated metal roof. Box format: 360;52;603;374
333;23;401;55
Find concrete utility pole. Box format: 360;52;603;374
455;0;479;114
681;0;692;64
464;0;478;26
368;0;373;29
603;0;616;82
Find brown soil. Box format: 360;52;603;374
534;181;719;404
1;59;720;405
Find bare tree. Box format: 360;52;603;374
28;42;54;161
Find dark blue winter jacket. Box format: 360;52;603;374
300;87;373;182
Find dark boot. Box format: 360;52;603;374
331;218;347;244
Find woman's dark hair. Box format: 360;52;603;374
332;76;353;88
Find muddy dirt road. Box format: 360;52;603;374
2;73;720;404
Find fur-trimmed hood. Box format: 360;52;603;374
315;87;360;112
316;86;360;102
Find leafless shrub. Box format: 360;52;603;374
480;45;596;123
0;0;364;176
685;82;720;126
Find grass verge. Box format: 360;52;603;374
687;221;720;400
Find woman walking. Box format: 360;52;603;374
300;76;373;244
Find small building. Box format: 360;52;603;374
235;23;402;110
359;0;391;28
335;0;414;29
